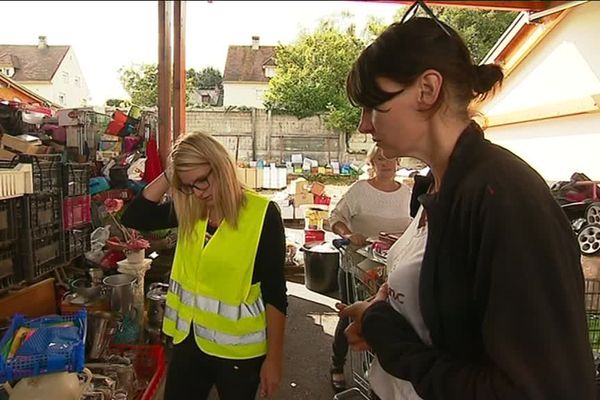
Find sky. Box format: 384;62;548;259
1;1;404;105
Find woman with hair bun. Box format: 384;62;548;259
339;2;595;399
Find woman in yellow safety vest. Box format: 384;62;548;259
121;131;287;400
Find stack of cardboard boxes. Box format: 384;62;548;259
292;180;333;244
237;167;263;191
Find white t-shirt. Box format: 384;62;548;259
369;206;431;400
329;180;412;238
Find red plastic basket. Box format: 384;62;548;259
109;344;166;400
63;195;91;230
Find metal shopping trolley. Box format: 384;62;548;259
334;239;387;398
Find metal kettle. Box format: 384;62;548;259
146;282;168;328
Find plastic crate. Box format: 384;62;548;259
0;154;61;194
0;309;87;383
20;226;64;282
0;198;18;245
0;163;32;200
62;162;92;197
22;194;61;229
109;344;166;400
586;279;600;351
65;224;92;261
0;242;19;289
63;195;91;230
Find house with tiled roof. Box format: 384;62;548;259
0;36;90;108
223;36;276;108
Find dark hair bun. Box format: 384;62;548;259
473;64;504;96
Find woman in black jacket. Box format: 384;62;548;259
339;2;596;399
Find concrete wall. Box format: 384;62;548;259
186;108;343;164
223;82;269;109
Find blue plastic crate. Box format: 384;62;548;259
0;309;86;383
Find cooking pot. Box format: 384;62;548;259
103;274;136;314
301;243;340;294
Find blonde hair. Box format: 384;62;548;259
168;132;245;240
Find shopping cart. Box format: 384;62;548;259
333;239;382;398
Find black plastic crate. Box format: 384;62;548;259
65;224;92;261
20;228;64;282
0;242;20;289
21;194;62;229
0;153;62;194
62;162;92;197
0;198;18;246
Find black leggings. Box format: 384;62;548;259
164;334;265;400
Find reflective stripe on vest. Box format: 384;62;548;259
169;279;265;321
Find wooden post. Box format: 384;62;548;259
158;0;172;167
173;0;186;140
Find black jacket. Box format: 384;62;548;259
362;122;596;399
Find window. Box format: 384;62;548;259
58;93;66;105
62;71;69;84
74;76;80;88
264;66;275;78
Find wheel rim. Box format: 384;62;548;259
578;224;600;255
586;203;600;225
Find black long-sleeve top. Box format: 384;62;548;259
121;194;288;314
361;122;596;399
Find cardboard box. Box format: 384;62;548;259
66;126;80;147
246;168;258;189
295;180;310;194
237;167;247;185
293;192;314;207
310;182;326;196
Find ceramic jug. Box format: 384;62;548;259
3;368;92;400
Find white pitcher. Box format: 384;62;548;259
2;368;92;400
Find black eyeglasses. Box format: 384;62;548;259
177;170;212;195
400;0;452;37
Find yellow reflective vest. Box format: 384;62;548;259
163;191;270;359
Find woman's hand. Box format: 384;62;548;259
259;357;282;398
344;232;369;247
338;283;389;351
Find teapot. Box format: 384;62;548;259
2;368;92;400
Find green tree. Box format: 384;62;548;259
105;98;131;107
366;6;517;63
119;64;222;107
433;7;517;63
188;67;223;90
119;63;159;108
264;14;364;139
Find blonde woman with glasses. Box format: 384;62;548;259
339;1;595;399
121;132;286;400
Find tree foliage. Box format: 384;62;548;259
433;7;517;63
119;64;223;107
264;15;364;134
267;7;517;138
188;67;223;90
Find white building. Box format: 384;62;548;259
223;36;276;109
478;1;600;182
0;36;90;108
